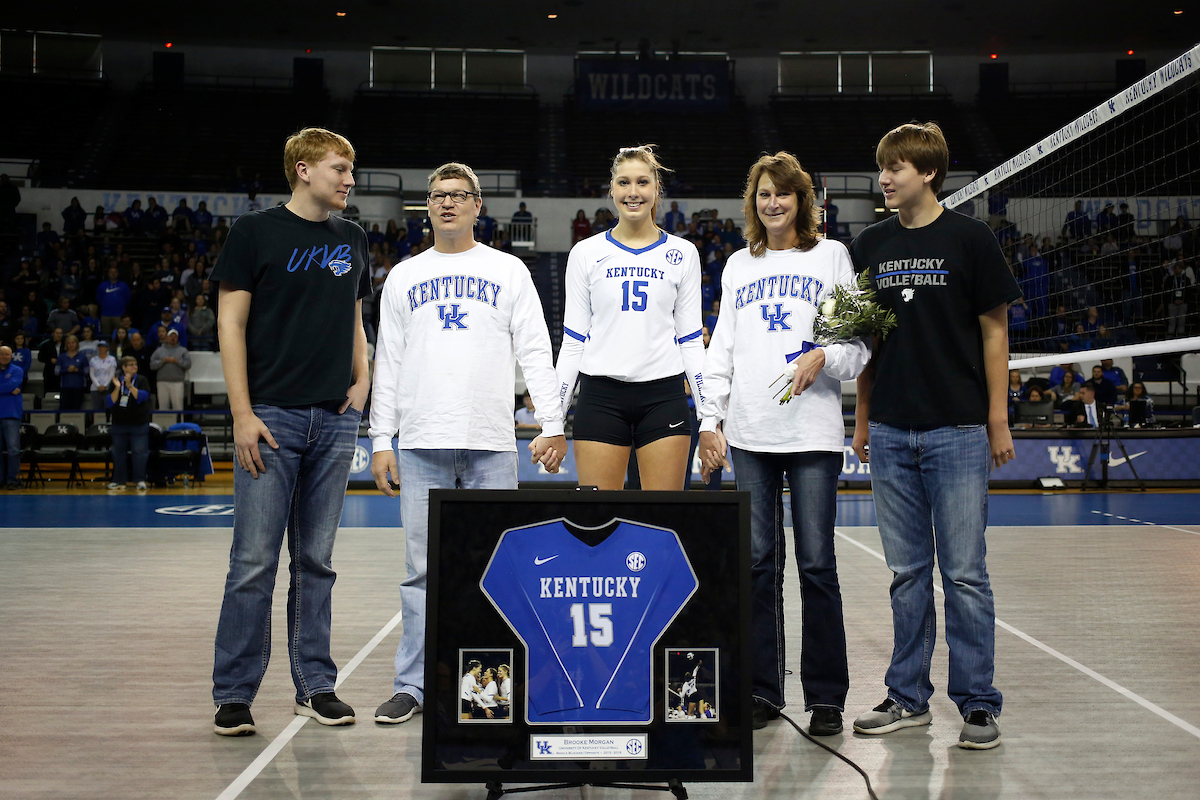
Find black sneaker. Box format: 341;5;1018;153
374;692;421;724
214;703;256;736
809;707;843;736
751;699;780;730
295;692;356;726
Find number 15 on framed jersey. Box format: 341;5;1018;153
480;518;698;725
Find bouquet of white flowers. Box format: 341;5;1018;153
771;272;896;404
812;271;896;346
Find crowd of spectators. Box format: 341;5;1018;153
1007;357;1157;429
1;195;221;413
994;200;1196;349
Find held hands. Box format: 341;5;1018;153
371;450;400;497
698;428;729;482
529;434;568;473
233;411;278;479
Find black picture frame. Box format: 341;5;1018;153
422;489;753;785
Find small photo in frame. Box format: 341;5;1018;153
664;647;719;722
458;648;514;723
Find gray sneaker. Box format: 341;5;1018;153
958;710;1001;749
853;698;932;734
375;692;421;724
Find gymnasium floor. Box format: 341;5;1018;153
3;485;1199;799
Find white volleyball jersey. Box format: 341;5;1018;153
369;243;563;453
699;239;870;453
555;230;706;415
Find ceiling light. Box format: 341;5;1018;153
990;53;998;59
165;42;172;48
1127;49;1134;55
548;13;558;18
336;11;347;16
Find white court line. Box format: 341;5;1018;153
215;608;406;800
834;529;1200;740
1089;509;1200;537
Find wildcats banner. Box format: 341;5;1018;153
575;59;732;110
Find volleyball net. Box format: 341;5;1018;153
942;44;1200;380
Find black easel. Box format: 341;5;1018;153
484;779;687;799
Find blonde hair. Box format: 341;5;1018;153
428;162;482;196
741;152;821;257
875;121;949;194
283;128;355;191
610;144;672;222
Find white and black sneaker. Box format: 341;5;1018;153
852;698;932;734
958;710;1001;749
214;703;256;736
374;692;421;724
295;692;356;726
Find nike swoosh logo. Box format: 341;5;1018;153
668;421;685;429
1109;451;1147;467
534;555;558;565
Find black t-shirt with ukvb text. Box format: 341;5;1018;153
850;209;1021;427
211;206;371;407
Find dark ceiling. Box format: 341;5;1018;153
7;1;1198;56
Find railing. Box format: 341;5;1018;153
359;80;537;95
354;170;403;195
506;219;537;249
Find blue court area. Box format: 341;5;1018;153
4;491;1198;529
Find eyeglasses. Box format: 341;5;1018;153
427;190;480;204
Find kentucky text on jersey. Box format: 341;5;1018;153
733;274;825;310
540;576;642;598
286;243;354;273
604;266;666;280
407;275;503;312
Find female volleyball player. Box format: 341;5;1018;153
555;145;705;490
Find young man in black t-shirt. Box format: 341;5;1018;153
848;123;1020;750
210;128;371;737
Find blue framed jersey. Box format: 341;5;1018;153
480;518;699;725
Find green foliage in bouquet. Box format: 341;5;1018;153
812;272;897;346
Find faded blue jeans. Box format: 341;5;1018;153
868;422;1003;718
392;448;518;705
729;447;848;712
212;402;360;706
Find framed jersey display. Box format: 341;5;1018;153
423;489;752;785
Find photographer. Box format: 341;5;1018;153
105;356;151;490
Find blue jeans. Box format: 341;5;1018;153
110;423;149;484
868;422;1002;717
213;403;360;706
0;417;20;484
393;448;518;704
729;447;848;711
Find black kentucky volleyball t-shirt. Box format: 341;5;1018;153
850;209;1021;427
211;206;371;407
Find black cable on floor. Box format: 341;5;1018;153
777;712;879;800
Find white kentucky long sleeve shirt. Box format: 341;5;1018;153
700;239;870;453
369;244;563;453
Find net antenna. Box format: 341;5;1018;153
943;44;1200;373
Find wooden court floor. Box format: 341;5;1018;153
2;496;1199;799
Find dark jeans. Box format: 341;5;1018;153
110;423;149;484
60;387;85;410
729;447;848;711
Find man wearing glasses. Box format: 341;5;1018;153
368;162;567;724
